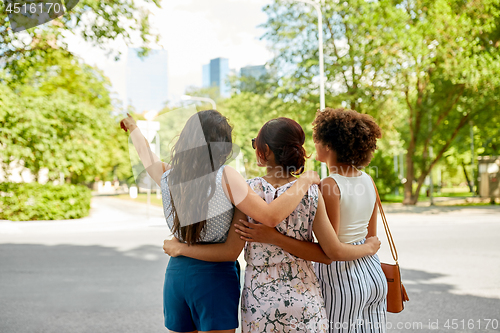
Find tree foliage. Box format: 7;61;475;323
393;0;500;204
0;0;161;62
261;0;500;204
0;83;130;183
0;0;161;185
262;0;403;114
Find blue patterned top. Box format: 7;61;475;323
161;165;235;243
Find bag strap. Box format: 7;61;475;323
370;177;399;263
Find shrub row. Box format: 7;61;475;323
0;183;91;221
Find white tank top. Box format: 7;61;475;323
328;171;376;244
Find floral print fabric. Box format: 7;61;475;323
241;177;329;333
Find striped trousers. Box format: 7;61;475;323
315;239;387;333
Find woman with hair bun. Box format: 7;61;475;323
163;117;380;333
238;109;387;333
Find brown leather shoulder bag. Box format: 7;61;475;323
373;184;410;313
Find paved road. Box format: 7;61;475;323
378;205;500;332
1;197;499;333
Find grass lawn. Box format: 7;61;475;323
450;202;493;207
114;193;163;207
381;194;427;203
381;187;475;204
114;189;488;207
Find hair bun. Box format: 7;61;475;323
278;144;306;175
255;117;308;175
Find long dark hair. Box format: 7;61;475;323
167;110;233;245
255;117;308;175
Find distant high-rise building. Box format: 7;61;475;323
240;65;267;80
202;57;230;97
126;48;168;112
202;64;211;88
240;65;268;92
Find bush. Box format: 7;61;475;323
0;183;91;221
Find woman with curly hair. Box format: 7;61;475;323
312;108;386;333
236;108;387;333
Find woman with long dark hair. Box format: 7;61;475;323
162;117;380;332
121;110;320;333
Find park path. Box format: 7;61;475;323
0;196;168;248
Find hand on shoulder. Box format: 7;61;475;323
298;170;320;186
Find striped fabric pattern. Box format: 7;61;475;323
315;239;388;333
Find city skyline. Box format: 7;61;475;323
66;0;273;106
240;64;268;92
202;57;231;98
240;64;267;80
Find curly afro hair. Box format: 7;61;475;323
312;108;382;167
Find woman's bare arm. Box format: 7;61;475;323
222;166;320;227
312;192;380;261
319;177;340;233
163;208;246;262
235;191;380;262
367;204;378;238
235;219;333;264
367;175;378;238
121;114;170;186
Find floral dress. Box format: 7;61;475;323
241;177;329;333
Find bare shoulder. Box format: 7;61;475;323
162;162;171;173
221;165;247;189
221;165;251;206
320;177;339;197
222;165;238;182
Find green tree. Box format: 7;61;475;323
5;47;112;109
0;0;162;185
0;0;161;62
0;84;129;183
261;0;500;204
260;0;408;187
261;0;403;114
394;0;500;204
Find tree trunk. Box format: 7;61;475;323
403;129;416;205
34;168;40;183
403;116;416;204
403;152;415;205
462;162;473;193
412;172;429;205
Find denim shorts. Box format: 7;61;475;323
163;256;240;332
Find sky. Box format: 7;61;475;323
66;0;274;106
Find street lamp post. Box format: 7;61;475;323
181;95;217;110
470;121;475;196
290;0;327;178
